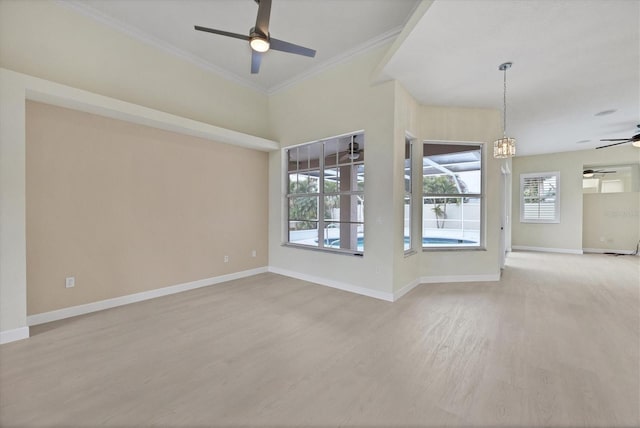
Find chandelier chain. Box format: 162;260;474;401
503;67;507;136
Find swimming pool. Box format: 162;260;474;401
322;236;477;249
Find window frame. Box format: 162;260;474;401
284;132;365;255
520;171;561;224
422;141;485;251
404;136;413;254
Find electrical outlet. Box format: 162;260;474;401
65;276;75;288
251;250;257;258
224;255;229;263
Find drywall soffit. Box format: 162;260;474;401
2;68;278;152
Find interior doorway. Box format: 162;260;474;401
500;163;512;268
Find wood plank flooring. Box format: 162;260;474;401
1;251;638;427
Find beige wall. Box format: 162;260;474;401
418;105;503;279
0;0;270;139
0;71;27;333
268;45;397;296
512;145;640;251
391;82;421;292
583;193;640;252
26;101;268;315
268;45;504;296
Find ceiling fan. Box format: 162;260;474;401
194;0;316;74
339;135;363;162
583;168;616;178
596;124;640;149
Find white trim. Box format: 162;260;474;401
12;69;278;152
27;267;268;326
583;248;638;255
393;278;421;301
268;27;402;95
55;0;267;94
268;267;394;302
0;327;30;345
420;273;501;284
512;245;583;255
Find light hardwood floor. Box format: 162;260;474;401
1;251;638;427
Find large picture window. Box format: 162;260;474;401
286;133;365;253
422;142;483;249
520;172;560;223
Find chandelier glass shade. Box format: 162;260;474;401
493;137;516;158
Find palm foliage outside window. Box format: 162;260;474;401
423;142;483;249
286;133;365;253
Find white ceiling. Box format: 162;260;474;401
64;0;419;93
61;0;639;156
383;0;640;156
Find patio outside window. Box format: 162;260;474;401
286;133;365;254
423;142;484;249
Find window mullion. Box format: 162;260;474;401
318;144;325;249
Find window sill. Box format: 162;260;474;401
422;246;486;252
282;242;364;257
404;249;417;258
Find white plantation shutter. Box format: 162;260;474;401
520;172;560;223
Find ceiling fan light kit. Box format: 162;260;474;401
493;62;516;159
250;35;270;53
194;0;316;74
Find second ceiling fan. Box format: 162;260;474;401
195;0;316;74
597;124;640;149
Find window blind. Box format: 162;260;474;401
520;173;560;223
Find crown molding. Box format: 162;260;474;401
55;0;268;94
267;26;402;95
55;1;402;97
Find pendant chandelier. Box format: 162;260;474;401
494;62;516;158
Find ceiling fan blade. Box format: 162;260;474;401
599;138;629;142
251;50;263;74
596;140;631;149
270;38;316;57
255;0;272;36
194;26;249;41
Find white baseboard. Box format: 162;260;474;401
393;278;421;301
420;273;501;284
512;245;583;255
583;248;638;255
268;266;394;302
27;267;268;326
0;326;30;345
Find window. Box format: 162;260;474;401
404;137;413;252
422;142;483;249
286;133;365;253
520;172;560;223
